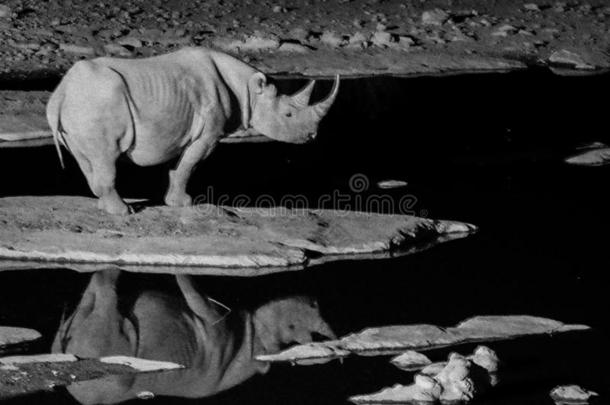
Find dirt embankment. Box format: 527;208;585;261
0;0;609;79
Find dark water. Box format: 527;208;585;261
1;70;609;404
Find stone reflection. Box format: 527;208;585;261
52;269;335;403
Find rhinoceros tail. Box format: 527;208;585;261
46;81;68;169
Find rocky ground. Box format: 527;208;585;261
0;0;609;79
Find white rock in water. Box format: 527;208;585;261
413;374;442;400
377;180;408;189
390;350;432;371
565;143;610;166
435;354;476;402
420;361;446;376
549;50;595;70
469;346;499;373
349;383;422;404
550;385;599;403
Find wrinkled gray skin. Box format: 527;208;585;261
46;47;340;215
52;270;335;404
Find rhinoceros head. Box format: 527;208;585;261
248;73;340;143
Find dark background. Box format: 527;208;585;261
1;70;609;404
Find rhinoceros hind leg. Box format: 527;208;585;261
92;163;129;216
165;135;217;208
76;150;128;216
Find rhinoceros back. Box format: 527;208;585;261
97;50;235;166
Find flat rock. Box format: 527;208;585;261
0;354;183;398
0;196;476;275
0;327;41;349
256;315;589;363
340;315;589;355
565;143;610;166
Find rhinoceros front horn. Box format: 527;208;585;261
310;74;340;120
291;79;316;107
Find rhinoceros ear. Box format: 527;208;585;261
242;72;268;129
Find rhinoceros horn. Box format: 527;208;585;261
310;74;340;119
291;79;316;107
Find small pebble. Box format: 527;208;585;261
59;43;95;56
491;24;518;37
371;31;393;48
117;36;143;48
320;31;344;48
347;32;370;49
377;180;408;189
0;4;11;18
422;9;450;26
523;3;541;11
104;43;133;57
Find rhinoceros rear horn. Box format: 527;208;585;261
311;74;340;120
291;79;316;107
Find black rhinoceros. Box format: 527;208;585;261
47;47;339;214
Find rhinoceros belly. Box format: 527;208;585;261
115;65;201;167
128;113;194;166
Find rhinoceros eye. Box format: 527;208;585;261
285;111;293;117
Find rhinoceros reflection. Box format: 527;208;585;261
52;270;335;403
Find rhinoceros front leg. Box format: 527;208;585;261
165;135;218;207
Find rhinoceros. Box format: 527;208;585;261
53;270;335;403
46;47;340;215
